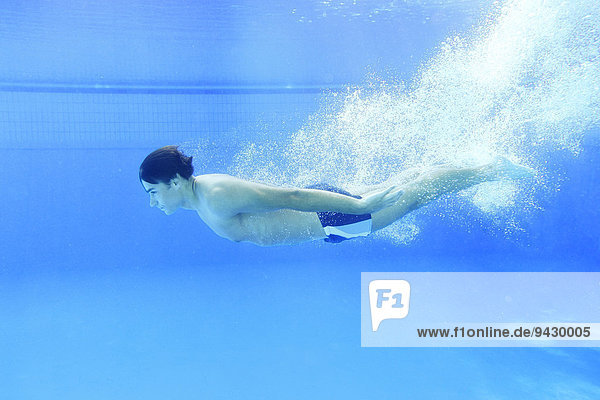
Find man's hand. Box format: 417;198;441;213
359;186;404;214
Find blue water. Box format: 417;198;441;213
1;1;599;399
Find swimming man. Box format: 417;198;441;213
139;146;533;246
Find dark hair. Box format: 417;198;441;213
139;145;194;184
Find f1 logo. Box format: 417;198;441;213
369;280;411;331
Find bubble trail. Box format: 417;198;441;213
232;0;600;243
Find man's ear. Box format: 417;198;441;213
170;174;185;190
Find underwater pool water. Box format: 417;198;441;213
1;1;599;399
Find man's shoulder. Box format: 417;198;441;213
196;173;235;184
194;173;236;191
194;174;243;217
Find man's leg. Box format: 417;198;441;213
370;157;533;231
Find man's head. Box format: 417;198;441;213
139;146;194;214
139;145;194;184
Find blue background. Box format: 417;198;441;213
1;1;599;399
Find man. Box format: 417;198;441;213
139;146;533;246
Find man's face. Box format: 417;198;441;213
141;179;181;215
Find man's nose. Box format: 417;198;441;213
150;197;157;207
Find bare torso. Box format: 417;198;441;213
188;174;329;246
196;208;326;246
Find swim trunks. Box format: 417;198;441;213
305;183;372;243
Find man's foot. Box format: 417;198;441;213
487;156;535;180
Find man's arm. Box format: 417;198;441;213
202;175;402;217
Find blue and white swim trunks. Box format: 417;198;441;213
306;183;372;243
